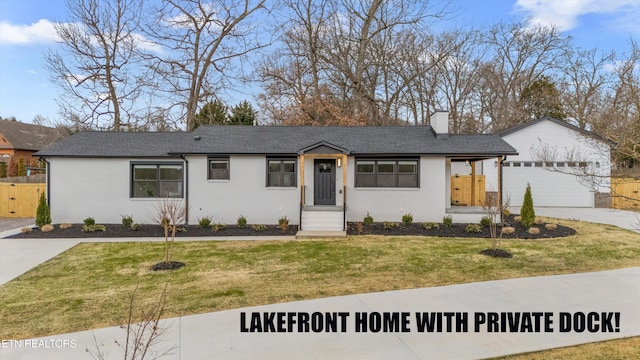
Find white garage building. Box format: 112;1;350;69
481;117;611;207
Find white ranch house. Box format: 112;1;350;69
36;112;518;231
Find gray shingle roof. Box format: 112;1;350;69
36;125;517;158
0;119;68;151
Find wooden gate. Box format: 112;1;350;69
0;183;46;217
611;178;640;210
451;175;486;206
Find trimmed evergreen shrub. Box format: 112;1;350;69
401;213;413;226
35;192;51;227
520;183;536;227
363;212;374;225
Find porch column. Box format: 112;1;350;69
300;154;305;206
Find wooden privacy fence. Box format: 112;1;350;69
611;178;640;210
0;182;46;217
451;175;486;206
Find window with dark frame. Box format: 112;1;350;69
208;157;229;180
267;158;296;187
131;163;183;198
355;159;419;188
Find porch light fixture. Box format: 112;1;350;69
337;158;342;167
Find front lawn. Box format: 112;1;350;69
1;217;639;341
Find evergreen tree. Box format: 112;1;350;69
0;162;6;178
228;100;256;125
36;192;51;227
519;76;566;121
17;157;26;176
520;183;536;227
194;100;228;128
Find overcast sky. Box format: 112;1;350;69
1;0;639;124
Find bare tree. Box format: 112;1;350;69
154;198;187;268
478;21;569;131
46;0;149;131
144;0;268;130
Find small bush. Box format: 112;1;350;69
83;224;106;232
383;221;399;230
278;216;289;231
502;209;511;217
59;223;72;229
40;224;55;232
121;215;134;227
545;223;558;231
212;223;226;232
534;218;544;225
423;222;439;229
252;224;267;232
237;215;247;227
363;212;374;225
501;226;515;235
520;183;536;227
176;226;187;232
35;192;51;227
129;223;140;231
514;216;521;222
480;216;492;227
21;227;32;233
83;217;96;226
401;213;413;226
442;215;453;228
465;223;482;233
198;216;212;228
528;227;540;235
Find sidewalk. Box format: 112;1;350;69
2;267;639;359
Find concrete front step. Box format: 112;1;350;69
301;209;344;231
295;230;347;239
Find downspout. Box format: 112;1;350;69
180;155;189;225
499;155;506;223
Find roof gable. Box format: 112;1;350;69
298;141;350;155
0;119;68;151
496;116;606;143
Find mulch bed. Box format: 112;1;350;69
346;217;576;239
9;224;299;239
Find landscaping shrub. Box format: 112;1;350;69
465;224;482;233
212;223;225;232
36;192;51;228
535;218;544;225
501;226;515;235
17;158;26;177
237;215;247;227
83;217;96;226
528;227;540;235
402;213;413;226
480;216;492;227
121;215;134;228
83;224;106;232
129;223;140;231
252;224;267;232
198;216;212;228
520;183;536;227
545;223;558;231
21;227;32;233
0;162;7;178
383;221;399;230
59;223;72;229
502;209;511;217
442;215;453;228
423;222;439;229
278;216;289;231
363;212;374;225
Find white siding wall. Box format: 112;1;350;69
188;156;299;225
482;120;610;207
48;158;185;224
346;157;447;222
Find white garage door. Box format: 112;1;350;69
503;166;594;207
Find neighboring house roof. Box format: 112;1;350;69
0;119;69;151
36;125;517;158
496;116;608;143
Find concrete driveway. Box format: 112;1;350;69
522;207;640;233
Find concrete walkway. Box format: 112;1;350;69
2;267;639;360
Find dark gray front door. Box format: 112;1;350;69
314;159;336;205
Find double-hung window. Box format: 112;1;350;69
208;157;229;180
267;158;296;187
355;159;419;188
131;163;183;198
